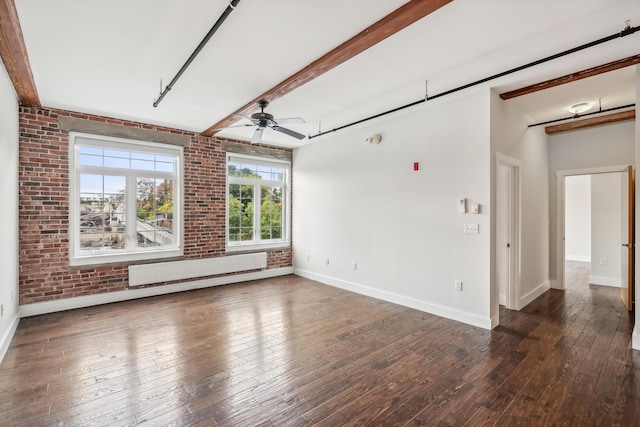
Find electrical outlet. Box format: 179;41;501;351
352;262;357;271
464;224;479;234
600;257;607;265
325;258;330;265
454;280;463;291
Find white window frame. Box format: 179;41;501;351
226;153;291;252
69;132;183;266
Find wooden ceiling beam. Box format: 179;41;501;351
203;0;452;137
500;54;640;100
545;109;635;135
0;0;39;106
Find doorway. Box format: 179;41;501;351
564;174;621;288
556;165;634;310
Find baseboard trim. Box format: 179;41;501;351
20;267;294;317
520;280;550;309
566;254;590;262
0;313;20;364
294;268;491;330
588;275;621;287
633;325;640;351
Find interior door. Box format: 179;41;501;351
497;165;511;306
620;165;634;311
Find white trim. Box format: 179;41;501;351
0;312;20;364
566;254;590;262
68;132;184;266
226;153;291;251
633;325;640;350
20;267;293;317
555;165;631;290
588;275;622;287
495;153;522;324
226;241;290;253
294;268;492;330
519;280;550;309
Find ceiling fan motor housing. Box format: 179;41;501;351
251;110;275;127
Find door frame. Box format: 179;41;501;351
495;153;521;311
555;165;631;290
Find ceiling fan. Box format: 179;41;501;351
221;100;306;144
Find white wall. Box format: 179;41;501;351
549;120;635;288
490;91;549;318
293;89;492;328
590;173;622;287
0;61;20;363
564;175;591;262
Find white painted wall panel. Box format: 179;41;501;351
0;62;20;363
590;173;622;287
565;175;591;262
293;89;492;328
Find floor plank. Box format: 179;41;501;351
0;263;637;426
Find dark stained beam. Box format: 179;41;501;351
500;54;640;100
0;0;39;105
545;109;635;135
203;0;453;137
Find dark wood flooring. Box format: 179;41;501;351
1;262;638;426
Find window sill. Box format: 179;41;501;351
226;241;290;254
70;248;183;267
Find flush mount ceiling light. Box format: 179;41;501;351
568;102;592;115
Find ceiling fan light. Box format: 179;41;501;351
568;102;592;115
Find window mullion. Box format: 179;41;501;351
126;172;137;250
254;183;261;242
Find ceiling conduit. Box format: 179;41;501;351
528;103;636;128
153;0;241;107
308;22;640;139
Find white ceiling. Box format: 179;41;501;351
14;0;640;147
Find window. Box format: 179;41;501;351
226;154;290;251
69;132;183;266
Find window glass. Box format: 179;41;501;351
70;133;182;266
226;155;289;250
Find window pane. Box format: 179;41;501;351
226;156;289;248
72;135;182;264
77;145;177;173
260;185;284;241
136;177;175;248
79;174;126;252
104;156;130;169
79;154;103;167
131;159;155;171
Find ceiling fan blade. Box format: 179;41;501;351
274;117;305;125
251;127;264;144
273;126;306;140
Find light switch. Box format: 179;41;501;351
471;204;480;214
464;224;479;234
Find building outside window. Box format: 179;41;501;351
69;132;183;266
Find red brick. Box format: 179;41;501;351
19;107;292;305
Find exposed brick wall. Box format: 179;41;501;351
18;107;293;305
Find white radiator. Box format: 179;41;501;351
128;252;267;287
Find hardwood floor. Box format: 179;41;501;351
1;263;638;426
